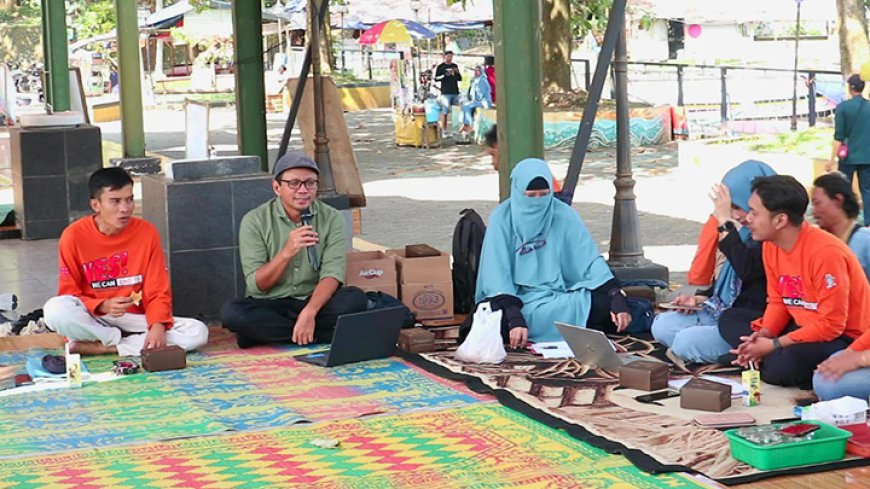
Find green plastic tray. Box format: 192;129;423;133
725;421;852;471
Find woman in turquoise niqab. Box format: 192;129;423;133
475;158;616;343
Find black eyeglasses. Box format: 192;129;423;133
278;178;319;190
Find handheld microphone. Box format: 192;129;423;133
300;208;320;272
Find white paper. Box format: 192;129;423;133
531;341;575;359
669;375;745;398
0;372;121;398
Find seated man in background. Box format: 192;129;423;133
221;152;367;347
731;175;870;388
44;168;208;356
484;125;562;193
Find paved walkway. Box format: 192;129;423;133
94;107;708;270
2;107;718;314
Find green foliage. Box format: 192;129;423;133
69;1;117;42
749;126;834;159
571;0;612;38
0;0;40;26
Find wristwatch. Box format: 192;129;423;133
772;337;783;351
717;221;737;233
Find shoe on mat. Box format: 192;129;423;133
11;308;43;335
0;293;17;311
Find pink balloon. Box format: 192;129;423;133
687;24;702;38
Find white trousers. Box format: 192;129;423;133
44;295;209;357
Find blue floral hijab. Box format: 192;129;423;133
706;160;776;313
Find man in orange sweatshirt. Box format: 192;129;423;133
729;175;870;388
43;168;208;356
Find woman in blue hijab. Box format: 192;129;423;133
476;158;630;346
652;160;775;364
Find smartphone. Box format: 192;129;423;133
635;389;680;404
658;303;703;311
779;423;821;437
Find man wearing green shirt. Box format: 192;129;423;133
830;74;870;222
221;152;367;348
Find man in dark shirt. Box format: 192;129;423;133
830;74;870;221
434;51;462;137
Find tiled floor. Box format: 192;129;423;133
0;238;59;315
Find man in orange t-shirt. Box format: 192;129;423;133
43;168;208;356
729;175;870;388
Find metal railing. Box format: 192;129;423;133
572;58;841;127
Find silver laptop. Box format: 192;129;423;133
555;321;661;370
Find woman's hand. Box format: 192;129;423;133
669;294;704;314
816;349;866;381
508;327;528;349
709;183;733;225
611;312;632;332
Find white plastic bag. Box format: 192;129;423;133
455;302;506;364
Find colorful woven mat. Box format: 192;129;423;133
0;404;708;489
0;346;486;459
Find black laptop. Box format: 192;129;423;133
294;306;406;367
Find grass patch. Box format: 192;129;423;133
748;126;833;160
185;93;236;104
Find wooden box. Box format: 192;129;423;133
141;345;187;372
619;360;669;391
398;328;436;354
680;377;732;412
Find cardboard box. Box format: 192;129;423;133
619;361;669;391
680;378;732;412
345;251;398;297
401;282;454;320
389;248;451;284
398;328;436;353
388;246;453;320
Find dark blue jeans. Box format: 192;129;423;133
837;162;870;224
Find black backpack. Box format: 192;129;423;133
452;209;486;314
364;291;416;328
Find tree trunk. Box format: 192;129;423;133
541;0;572;92
835;0;870;77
